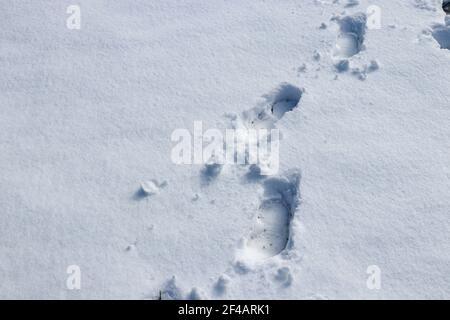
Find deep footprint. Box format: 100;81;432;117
240;83;303;130
243;172;301;260
332;13;367;59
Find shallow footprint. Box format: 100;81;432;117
241;172;300;261
246;200;290;259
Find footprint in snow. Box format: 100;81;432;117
237;83;304;131
227;87;303;262
239;172;301;261
193;86;303;295
332;13;367;59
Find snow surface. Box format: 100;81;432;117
1;0;450;299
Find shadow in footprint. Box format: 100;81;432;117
243;164;265;183
432;18;450;50
133;188;149;200
201;162;223;185
445;1;450;14
265;83;304;121
133;180;167;200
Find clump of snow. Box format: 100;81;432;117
349;60;381;80
214;274;231;296
274;267;293;287
201;158;223;183
313;50;322;61
161;277;183;300
139;179;167;196
187;287;206;300
334;59;350;72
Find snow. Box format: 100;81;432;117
0;0;449;299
